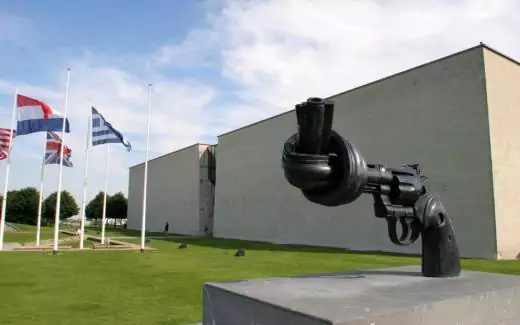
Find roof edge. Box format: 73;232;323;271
217;42;505;139
480;42;520;67
129;142;216;169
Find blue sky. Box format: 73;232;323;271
0;0;519;208
0;0;229;206
1;1;205;78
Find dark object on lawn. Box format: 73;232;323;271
178;243;188;249
234;248;246;257
145;239;151;244
281;97;461;278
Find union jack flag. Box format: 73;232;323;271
45;131;73;167
0;128;16;160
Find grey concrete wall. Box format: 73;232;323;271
127;144;204;235
483;48;520;260
213;46;498;258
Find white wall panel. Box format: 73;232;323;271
127;144;205;235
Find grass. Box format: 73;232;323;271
8;223;52;232
0;229;520;325
7;223;71;232
3;232;69;244
4;232;52;244
4;223;74;244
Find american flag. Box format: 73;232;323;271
45;131;73;167
0;128;16;160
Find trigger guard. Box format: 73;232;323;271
387;218;421;246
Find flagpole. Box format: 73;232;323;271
52;68;71;255
141;84;152;252
36;132;47;247
0;88;18;250
79;116;91;249
101;144;109;244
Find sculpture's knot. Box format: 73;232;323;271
282;134;332;191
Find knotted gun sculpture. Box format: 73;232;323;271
281;97;461;278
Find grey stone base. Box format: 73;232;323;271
203;265;520;325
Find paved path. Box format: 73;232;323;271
2;243;22;251
61;230;155;251
4;223;17;232
108;236;174;240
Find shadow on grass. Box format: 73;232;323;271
148;235;420;258
92;228;520;272
85;227;421;258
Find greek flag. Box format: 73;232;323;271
91;107;132;151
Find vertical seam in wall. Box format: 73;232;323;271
480;48;499;259
198;145;203;235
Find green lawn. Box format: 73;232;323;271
4;232;69;244
1;233;520;325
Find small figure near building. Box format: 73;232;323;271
164;222;169;236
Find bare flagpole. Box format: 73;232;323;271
52;68;71;255
101;144;109;244
0;88;18;250
140;84;152;252
79;116;91;249
36;132;47;246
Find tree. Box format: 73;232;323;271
5;187;40;224
86;191;109;221
5;190;21;223
107;192;127;226
42;190;79;223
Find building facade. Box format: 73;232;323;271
212;44;520;259
127;143;216;235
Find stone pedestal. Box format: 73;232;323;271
203;265;520;325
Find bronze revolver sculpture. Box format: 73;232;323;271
281;97;461;278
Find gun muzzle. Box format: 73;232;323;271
294;97;334;155
282;98;368;206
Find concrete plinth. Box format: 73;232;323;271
203;265;520;325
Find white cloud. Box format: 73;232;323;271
209;0;520;124
0;60;218;204
0;0;519;207
151;29;220;69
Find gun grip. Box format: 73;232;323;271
421;196;461;277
